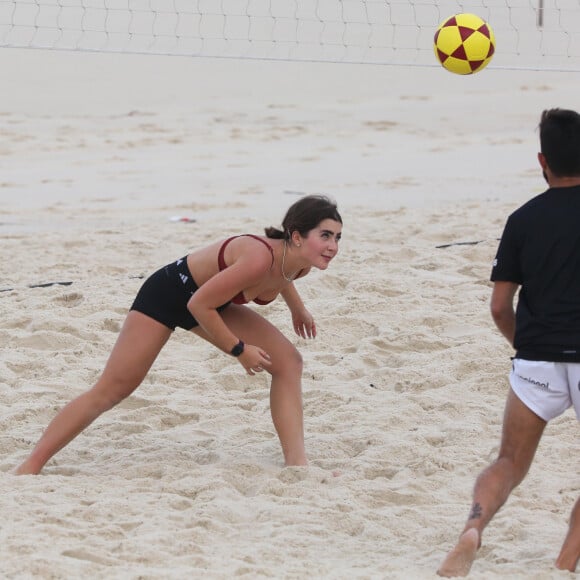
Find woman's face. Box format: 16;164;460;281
296;218;342;270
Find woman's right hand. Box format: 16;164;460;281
239;344;272;376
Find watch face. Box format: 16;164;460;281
231;341;244;357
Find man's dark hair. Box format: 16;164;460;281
539;108;580;177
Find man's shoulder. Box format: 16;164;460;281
514;185;580;216
509;189;555;221
518;190;549;210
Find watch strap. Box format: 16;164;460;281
230;340;245;357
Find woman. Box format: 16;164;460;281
16;195;343;474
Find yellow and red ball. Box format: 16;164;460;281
434;13;495;75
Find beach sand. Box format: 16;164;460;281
1;47;580;578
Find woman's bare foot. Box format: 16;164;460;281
556;544;580;572
437;528;480;577
13;459;41;475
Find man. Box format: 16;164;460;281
438;108;580;577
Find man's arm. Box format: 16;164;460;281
490;281;519;347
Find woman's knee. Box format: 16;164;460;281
270;344;303;376
90;376;140;411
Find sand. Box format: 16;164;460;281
1;46;580;578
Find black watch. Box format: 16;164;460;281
230;340;245;357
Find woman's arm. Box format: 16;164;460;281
187;243;273;371
281;283;316;339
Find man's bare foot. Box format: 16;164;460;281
437;528;480;577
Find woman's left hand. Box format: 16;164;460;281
292;308;316;339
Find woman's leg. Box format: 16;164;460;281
193;305;307;466
16;311;172;474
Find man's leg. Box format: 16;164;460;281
556;498;580;571
437;388;547;577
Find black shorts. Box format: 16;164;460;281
130;256;230;331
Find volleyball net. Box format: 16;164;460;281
1;0;580;71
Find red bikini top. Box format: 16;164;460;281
218;234;275;305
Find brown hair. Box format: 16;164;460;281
264;195;342;240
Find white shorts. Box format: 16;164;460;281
510;358;580;421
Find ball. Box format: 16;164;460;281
433;13;495;75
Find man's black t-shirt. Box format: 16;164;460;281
491;185;580;361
